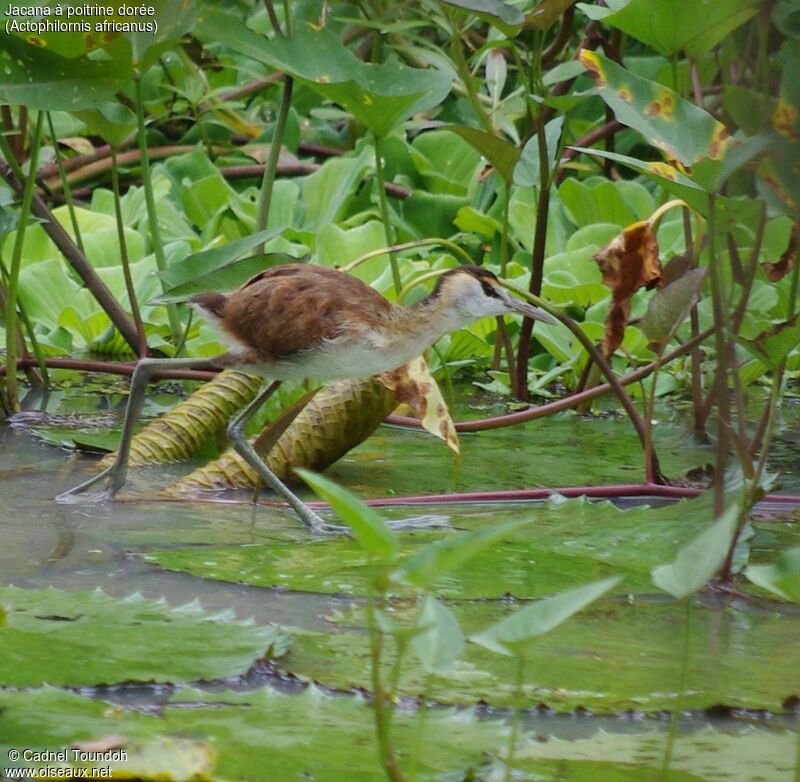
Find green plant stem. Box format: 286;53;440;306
4;110;44;412
345;238;475;275
373;134;402;296
262;0;282;36
408;675;432;782
282;0;293;36
496;183;518;388
366;588;405;782
110;146;148;358
255;76;294;253
730;235;800;574
682;208;705;439
660;598;692;781
643;352;662;485
449;14;494;135
504;655;525;782
45;112;85;255
134;74;183;347
706;196;730;516
515;110;551;402
794;719;800;782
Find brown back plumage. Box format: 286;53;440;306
192;264;395;362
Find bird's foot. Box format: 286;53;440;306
55;465;122;504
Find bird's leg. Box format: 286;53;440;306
57;357;208;502
226;380;346;535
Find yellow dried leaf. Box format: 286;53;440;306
379;357;460;456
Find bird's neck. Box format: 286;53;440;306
388;294;472;354
411;292;472;335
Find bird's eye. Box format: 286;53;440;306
480;280;501;299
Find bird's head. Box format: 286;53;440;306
432;266;556;324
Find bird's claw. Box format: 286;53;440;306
55;466;122;504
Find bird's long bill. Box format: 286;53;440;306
506;297;557;324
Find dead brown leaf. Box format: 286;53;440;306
593;220;662;358
762;222;798;282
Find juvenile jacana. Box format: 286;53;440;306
58;263;554;533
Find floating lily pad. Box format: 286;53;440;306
0;686;506;782
512;724;795;782
144;495;739;599
281;595;800;713
0;587;288;688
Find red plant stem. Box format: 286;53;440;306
390;327;714;433
3;356;216;382
57;163;412;204
143;485;800;508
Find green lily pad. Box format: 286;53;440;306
512;725;795;782
0;686;506;782
282;594;800;713
0;587;288;688
144;495;736;599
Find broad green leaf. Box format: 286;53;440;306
514;116;564;187
301;149;372;233
154;228;288;303
570;147;765;231
196;13;452;138
0;36;131;110
738;316;800;370
470;577;621;657
410;129;483;195
651;505;740;599
773;0;800;38
1;1;121;57
559;178;641;227
74;102;137;147
397;520;527;589
578;0;759;57
526;0;576;31
410;595;465;672
0;587;288;687
454;205;503;237
316;221;393;292
542;59;587;87
443;125;520;184
438;0;525;37
297;469;398;559
641;268;708;349
579;50;731;166
745;546;800;602
122;0;197;68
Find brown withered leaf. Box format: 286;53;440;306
593;220;662;358
762;222;798;282
379;357;460;456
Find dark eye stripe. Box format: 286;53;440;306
480;280;501;298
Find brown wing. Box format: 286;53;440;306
218;264;394;360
